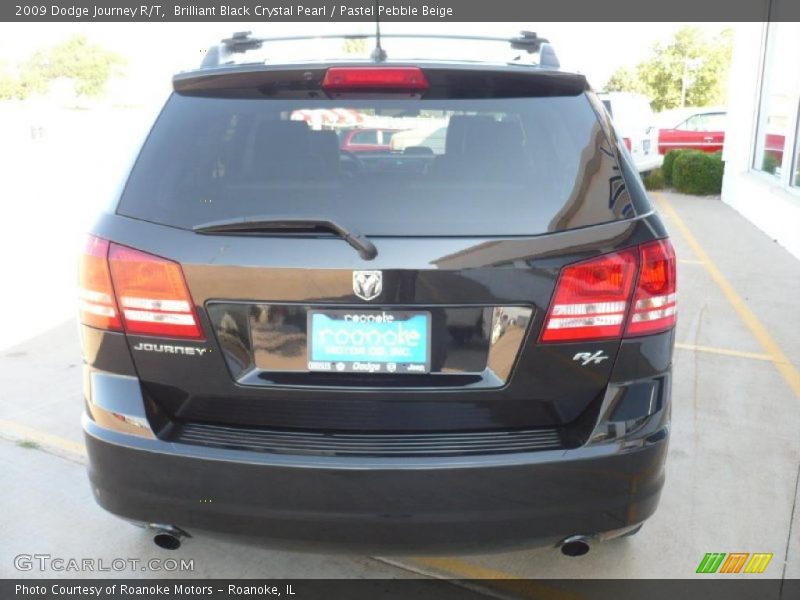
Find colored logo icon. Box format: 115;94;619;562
696;552;773;574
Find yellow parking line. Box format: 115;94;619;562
409;557;586;600
654;193;800;398
0;419;86;459
675;342;779;363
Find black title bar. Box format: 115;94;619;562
3;0;800;22
4;579;800;600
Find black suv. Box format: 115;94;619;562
80;32;675;554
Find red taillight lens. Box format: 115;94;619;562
625;239;677;336
540;249;638;342
540;240;677;343
108;244;204;340
78;236;122;331
322;67;429;92
623;137;632;151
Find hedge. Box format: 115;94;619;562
643;168;666;190
672;150;724;195
662;150;682;185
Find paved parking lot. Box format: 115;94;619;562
1;191;799;587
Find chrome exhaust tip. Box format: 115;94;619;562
149;524;189;550
558;535;591;557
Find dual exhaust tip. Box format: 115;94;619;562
149;529;593;555
146;527;632;556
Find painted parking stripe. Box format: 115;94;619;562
407;557;587;600
655;193;800;398
675;342;781;363
0;418;86;459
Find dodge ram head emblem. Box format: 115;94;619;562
353;270;382;301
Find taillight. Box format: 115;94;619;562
78;236;122;331
108;244;204;340
623;137;632;152
78;235;203;340
625;240;677;337
540;239;677;343
540;249;637;342
322;67;429;92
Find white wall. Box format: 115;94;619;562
721;22;800;260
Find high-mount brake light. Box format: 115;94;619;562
625;239;677;336
321;67;429;92
78;236;122;331
108;244;204;340
540;239;677;343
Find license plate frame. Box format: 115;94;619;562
307;309;432;374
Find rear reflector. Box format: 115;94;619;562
78;236;122;331
78;235;203;340
540;239;677;343
108;244;204;340
623;137;632;152
625;240;677;336
322;67;429;92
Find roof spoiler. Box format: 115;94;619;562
200;31;560;69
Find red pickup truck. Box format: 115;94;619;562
658;109;787;170
658;111;726;155
339;128;404;153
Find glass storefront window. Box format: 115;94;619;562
794;116;800;187
753;21;800;178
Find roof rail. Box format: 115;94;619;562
200;31;560;69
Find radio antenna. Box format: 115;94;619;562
370;0;387;62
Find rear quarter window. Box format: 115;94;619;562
117;92;635;236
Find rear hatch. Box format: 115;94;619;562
101;64;651;444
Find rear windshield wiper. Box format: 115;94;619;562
193;216;378;261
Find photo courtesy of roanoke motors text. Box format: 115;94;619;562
1;0;799;599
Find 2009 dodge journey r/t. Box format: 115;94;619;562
80;31;675;554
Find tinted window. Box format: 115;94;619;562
118;93;631;236
683;113;726;131
350;130;378;144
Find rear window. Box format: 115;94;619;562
117;93;632;236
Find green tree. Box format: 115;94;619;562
341;37;367;56
25;34;126;97
0;60;18;99
605;66;644;94
0;34;126;100
604;26;733;111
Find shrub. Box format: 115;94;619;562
644;168;666;190
662;149;687;185
761;152;779;174
672;150;724;195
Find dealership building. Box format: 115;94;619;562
722;16;800;259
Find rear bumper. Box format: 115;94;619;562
83;415;668;553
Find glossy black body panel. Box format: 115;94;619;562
91;212;666;432
85;415;668;553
